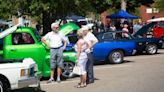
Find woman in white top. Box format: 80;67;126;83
74;30;89;88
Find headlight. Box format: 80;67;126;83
20;69;29;77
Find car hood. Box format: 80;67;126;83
0;23;21;39
58;23;80;36
134;22;156;37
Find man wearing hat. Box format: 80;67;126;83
41;22;67;83
81;26;98;84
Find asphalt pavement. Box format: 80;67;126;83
13;49;164;92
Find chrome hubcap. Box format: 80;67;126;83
62;62;74;77
112;52;122;63
148;45;156;54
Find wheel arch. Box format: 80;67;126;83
0;74;11;89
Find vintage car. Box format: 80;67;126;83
134;17;164;39
96;31;163;55
0;58;40;92
66;33;136;64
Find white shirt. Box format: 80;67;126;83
74;39;88;59
83;32;98;51
43;31;67;48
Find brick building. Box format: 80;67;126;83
139;5;164;22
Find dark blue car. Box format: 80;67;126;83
96;31;163;55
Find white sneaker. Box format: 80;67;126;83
47;78;54;83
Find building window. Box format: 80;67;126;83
146;8;152;13
146;8;159;13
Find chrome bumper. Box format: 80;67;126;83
18;77;38;89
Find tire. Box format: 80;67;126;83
62;62;75;78
0;79;9;92
161;36;164;40
145;44;157;55
108;50;124;64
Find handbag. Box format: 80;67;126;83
73;65;81;75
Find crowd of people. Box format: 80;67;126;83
41;22;98;88
92;20;144;36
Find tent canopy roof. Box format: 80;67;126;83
106;10;139;19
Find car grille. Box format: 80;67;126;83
29;67;35;77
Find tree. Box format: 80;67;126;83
0;0;155;34
154;0;164;11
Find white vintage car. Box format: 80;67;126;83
0;58;40;92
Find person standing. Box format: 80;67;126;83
122;23;129;38
82;26;98;84
74;30;89;88
41;23;67;83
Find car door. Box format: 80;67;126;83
3;32;47;72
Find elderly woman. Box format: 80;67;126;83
74;29;89;88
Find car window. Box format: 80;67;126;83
102;32;114;41
12;33;35;45
158;22;164;28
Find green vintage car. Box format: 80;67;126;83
0;23;79;78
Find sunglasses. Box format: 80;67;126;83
53;27;59;29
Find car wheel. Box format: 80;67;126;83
0;79;9;92
108;50;124;64
161;36;164;40
146;44;157;55
62;61;75;78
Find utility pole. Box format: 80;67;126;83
121;0;127;23
121;0;127;11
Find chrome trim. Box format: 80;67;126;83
18;77;38;89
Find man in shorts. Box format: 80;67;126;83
41;23;67;83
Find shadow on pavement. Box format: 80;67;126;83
12;87;46;92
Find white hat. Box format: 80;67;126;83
51;22;59;29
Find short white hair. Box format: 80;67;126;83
51;22;59;29
80;26;89;31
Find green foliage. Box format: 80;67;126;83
154;0;164;11
0;0;155;24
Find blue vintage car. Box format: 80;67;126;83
66;33;136;64
93;32;136;64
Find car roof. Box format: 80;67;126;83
147;17;164;22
